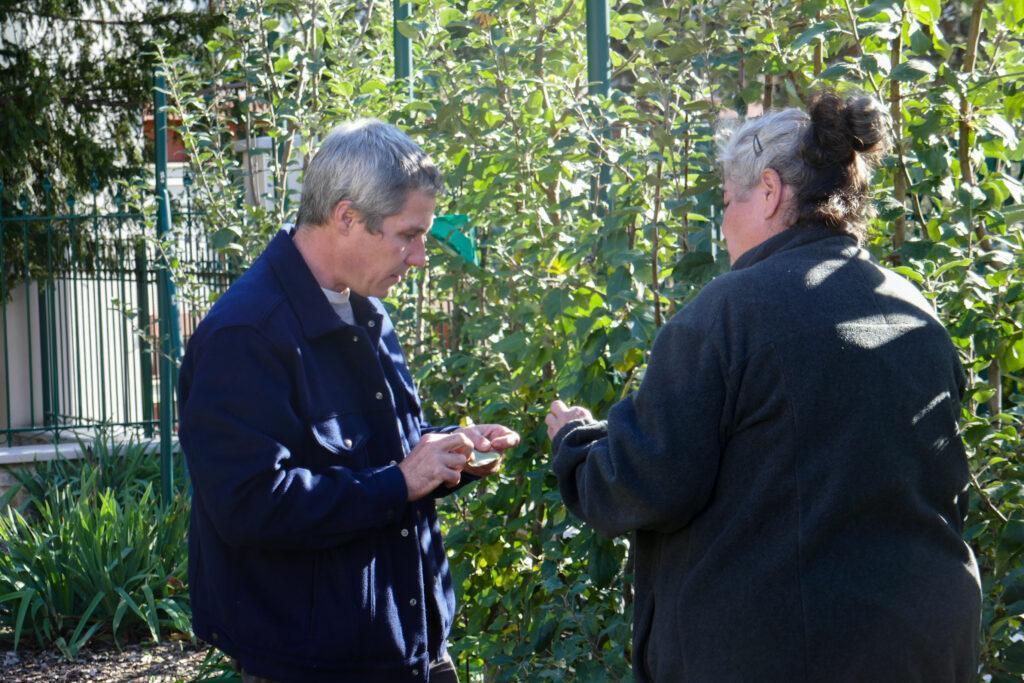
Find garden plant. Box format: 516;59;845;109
0;0;1021;680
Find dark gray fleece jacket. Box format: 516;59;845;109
553;225;981;682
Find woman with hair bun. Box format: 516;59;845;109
546;90;981;682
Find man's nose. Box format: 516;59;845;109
405;234;427;268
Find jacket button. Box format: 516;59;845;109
409;598;417;606
375;391;383;400
412;669;418;676
343;438;352;448
401;528;409;537
368;320;376;327
389;460;397;466
352;335;358;342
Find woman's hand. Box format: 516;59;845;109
545;400;593;441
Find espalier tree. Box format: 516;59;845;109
160;0;1023;679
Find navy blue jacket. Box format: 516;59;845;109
178;230;463;682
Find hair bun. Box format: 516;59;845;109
842;95;888;154
805;90;888;166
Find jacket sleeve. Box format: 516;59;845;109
552;317;726;538
179;325;409;551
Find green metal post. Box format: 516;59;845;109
154;69;183;505
0;185;10;446
38;281;52;427
39;180;57;429
393;0;413;99
134;240;154;438
22;212;35;429
91;178;108;424
586;0;612;213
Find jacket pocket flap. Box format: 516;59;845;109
311;414;369;455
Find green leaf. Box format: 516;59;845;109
142;583;161;642
0;589;34;651
273;56;293;74
930;258;972;279
526;89;544;116
644;20;666;41
542;289;574;322
530;615;559;651
587;534;622;588
1002;520;1024;552
68;592;104;653
891;266;924;283
439;8;463;25
359;78;386;94
792;21;840;50
889;59;936;82
396;20;420;40
210;227;241;250
819;62;863;81
907;0;941;25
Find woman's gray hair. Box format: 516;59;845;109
296;119;442;233
718;109;810;200
717;91;889;242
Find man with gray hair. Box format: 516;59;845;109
179;119;518;682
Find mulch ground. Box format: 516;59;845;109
0;642;223;682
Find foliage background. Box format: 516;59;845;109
139;0;1024;679
0;0;221;201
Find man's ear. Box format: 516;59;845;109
329;200;356;234
761;168;785;220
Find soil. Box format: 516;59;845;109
0;642;226;682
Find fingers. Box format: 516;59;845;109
458;424;521;453
440;467;462;488
440;431;474;455
464;427;492;451
569;407;592;421
474;425;520;451
440;449;468;487
489;432;520;450
546;401;593;442
440;450;470;470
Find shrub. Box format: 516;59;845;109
0;438;191;659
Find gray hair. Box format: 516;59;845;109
717;91;889;242
296;119;442;233
718;109;810;200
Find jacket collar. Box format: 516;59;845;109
265;228;383;341
731;223;857;271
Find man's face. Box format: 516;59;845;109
337;190;435;298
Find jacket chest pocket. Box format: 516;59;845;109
310;412;370;469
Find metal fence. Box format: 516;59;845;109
0;178;237;449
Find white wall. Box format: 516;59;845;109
0;282;44;431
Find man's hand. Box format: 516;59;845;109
456;423;520;478
545;400;593;441
399;432;474;501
